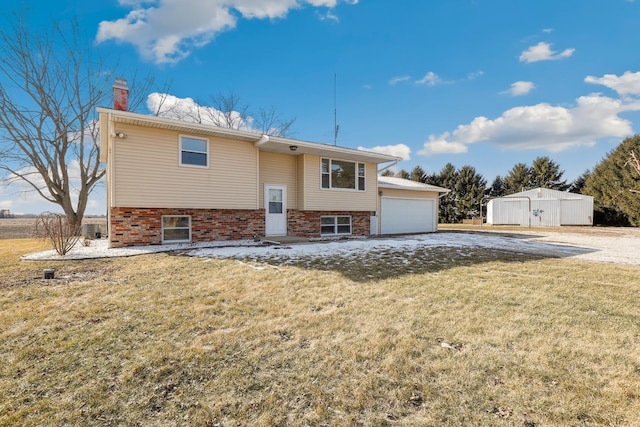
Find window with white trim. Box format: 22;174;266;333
162;215;191;243
180;136;208;167
321;158;365;191
321;215;352;235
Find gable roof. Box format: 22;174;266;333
377;176;450;193
503;187;593;201
98;107;401;164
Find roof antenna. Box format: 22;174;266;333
334;73;339;145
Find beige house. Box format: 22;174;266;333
98;83;447;247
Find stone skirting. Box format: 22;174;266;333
109;207;372;247
109;207;265;247
287;210;371;238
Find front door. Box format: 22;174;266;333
265;185;287;236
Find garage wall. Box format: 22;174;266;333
378;189;440;235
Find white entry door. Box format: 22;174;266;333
265;185;287;236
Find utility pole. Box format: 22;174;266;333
334;73;339;145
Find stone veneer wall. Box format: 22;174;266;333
109;207;372;247
109;207;265;247
287;210;371;238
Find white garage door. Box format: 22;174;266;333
381;197;435;234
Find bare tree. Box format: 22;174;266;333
254;106;296;138
207;91;251;130
152;90;295;137
0;13;152;228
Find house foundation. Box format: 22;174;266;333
109;207;371;247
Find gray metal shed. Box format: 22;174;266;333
486;188;593;227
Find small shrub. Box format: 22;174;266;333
32;212;81;255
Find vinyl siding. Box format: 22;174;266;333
111;123;258;209
259;152;297;209
301;154;377;211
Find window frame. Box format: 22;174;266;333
320;215;352;236
321;158;365;191
162;215;192;243
179;135;209;168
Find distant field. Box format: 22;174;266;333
0;217;107;240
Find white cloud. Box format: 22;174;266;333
467;70;484;80
389;75;411;85
416;72;443;86
358;144;411;160
585;71;640;97
147;92;253;129
418;134;468;156
502;81;535;96
96;0;359;64
519;42;575;63
317;10;339;22
418;93;640;157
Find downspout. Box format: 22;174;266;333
107;113;114;248
377;159;398;174
437;190;451;232
255;134;269;210
376;158;400;234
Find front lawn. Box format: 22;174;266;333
1;239;639;426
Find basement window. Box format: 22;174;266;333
321;215;352;235
162;215;191;243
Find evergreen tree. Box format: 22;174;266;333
488;175;506;197
380;169;394;177
395;169;410;180
530;156;568;190
583;135;640;225
455;165;487;219
504;163;532;194
430;163;486;223
435;163;459;223
568;169;591;194
409;165;427;183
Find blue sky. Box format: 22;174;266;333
2;0;640;215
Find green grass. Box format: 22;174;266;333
1;239;639;426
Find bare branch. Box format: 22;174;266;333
627;151;640;177
255;106;296;137
0;11;151;225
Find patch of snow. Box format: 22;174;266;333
20;238;261;261
20;230;640;266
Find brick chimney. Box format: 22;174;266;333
113;78;129;111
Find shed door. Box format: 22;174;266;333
381;197;435;234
